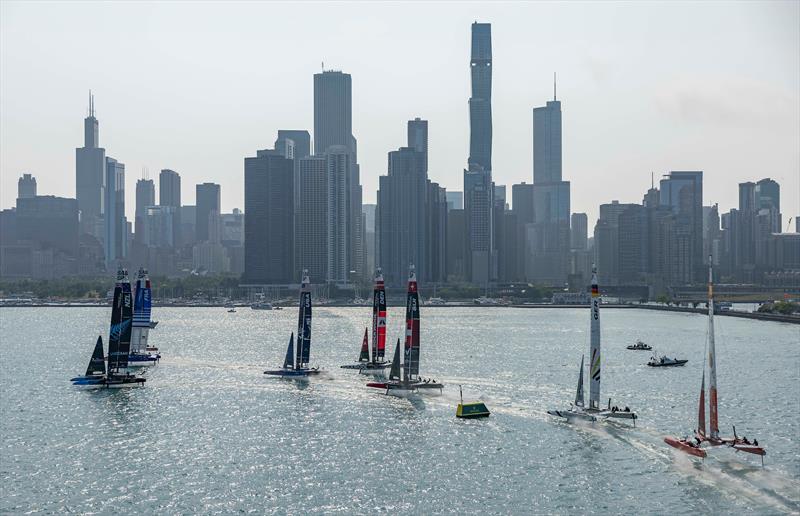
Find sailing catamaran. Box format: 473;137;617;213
341;269;391;372
71;269;145;388
367;265;443;393
128;268;160;367
264;270;321;377
547;265;636;424
664;258;766;462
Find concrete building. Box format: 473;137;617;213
75;93;106;237
326;146;355;285
314;71;355;157
512;182;535;281
17;174;36;199
659;171;703;282
468;22;492;172
196;183;221;243
464;167;494;284
135;179;155;242
159;169;181;207
407;118;428;172
296;156;328;282
571;213;588;250
755;178;781;233
105;157;126;265
446;191;463;211
243;151;294;285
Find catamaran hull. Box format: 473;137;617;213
341;362;391;372
366;381;444;393
664;437;707;458
264;368;322;377
127;354;160;367
71;378;146;389
546;409;597;422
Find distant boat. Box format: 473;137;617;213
72;269;145;388
264;270;321;377
664;257;766;463
647;355;688;367
341;269;391;373
627;340;652;351
548;265;636;424
128;268;159;367
251;301;274;310
227;308;237;313
367;265;443;393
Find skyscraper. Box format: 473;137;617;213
296;156;328;282
377;146;427;286
104;157;126;264
195;183;221;243
755;178;781;233
446;192;463;211
660;171;703;282
326;146;353;284
464;22;495;285
313;71;355;157
468;22;492;172
530;83;571;285
243;151;294;284
135;179;155;242
17;174;36;199
75;92;106;236
407;118;428;172
159;169;181;208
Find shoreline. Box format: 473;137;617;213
1;302;796;324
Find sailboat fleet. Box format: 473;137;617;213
69;258;769;463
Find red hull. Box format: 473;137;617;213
664;436;707;458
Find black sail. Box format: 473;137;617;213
296;271;312;367
388;339;402;381
108;269;133;374
85;336;106;376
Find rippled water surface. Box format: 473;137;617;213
1;306;798;514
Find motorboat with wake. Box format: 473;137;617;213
128;268;160;367
647;355;687;367
367;265;443;394
664;258;765;464
627;340;652;351
548;266;637;425
341;269;391;373
71;269;145;388
264;270;322;377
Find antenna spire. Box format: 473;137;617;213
651;171;654;189
553;72;557;101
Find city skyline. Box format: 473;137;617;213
2;2;798;226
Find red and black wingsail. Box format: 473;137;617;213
403;265;420;382
372;269;387;361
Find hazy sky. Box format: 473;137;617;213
2;1;798;227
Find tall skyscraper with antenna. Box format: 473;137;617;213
75;91;106;237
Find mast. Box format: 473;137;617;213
588;265;601;410
698;370;706;437
296;270;312;368
403;264;421;383
707;256;719;439
372;269;387;361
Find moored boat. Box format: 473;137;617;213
626;340;652;351
264;270;322;377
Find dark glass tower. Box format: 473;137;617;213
468;23;492;172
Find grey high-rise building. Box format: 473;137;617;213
468;22;492;172
571;213;588;250
464;22;495;285
326;146;354;284
407;118;428;172
75;93;106;236
105;157;126;264
530;84;570;285
296;156;328;282
135;179;155;242
18;174;36;199
660;171;703;282
159;169;181;207
243;151;294;285
16;196;79;258
377;146;427;286
314;71;356;158
512;182;535;281
755;178;781;233
196;183;221;243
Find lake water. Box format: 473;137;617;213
1;306;798;514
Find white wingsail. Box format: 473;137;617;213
588;265;601;410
